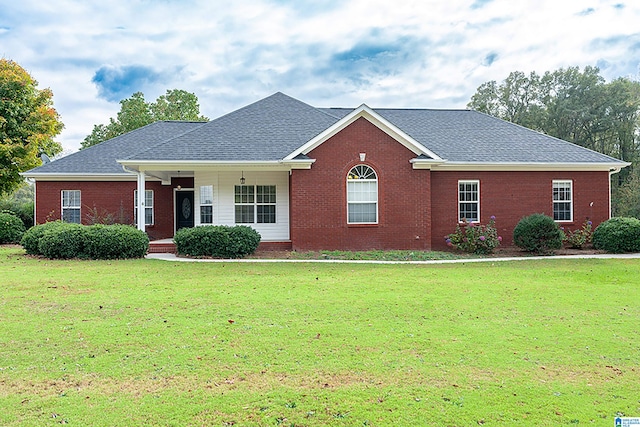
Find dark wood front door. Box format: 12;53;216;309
176;191;195;231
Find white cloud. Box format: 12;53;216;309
1;0;639;151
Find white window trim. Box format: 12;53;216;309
199;185;214;224
234;184;277;224
134;189;154;226
552;180;573;222
458;180;480;223
347;165;378;225
61;190;81;223
256;185;277;224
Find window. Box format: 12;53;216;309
458;180;479;222
256;185;276;223
235;185;276;224
134;190;154;225
61;190;81;223
200;185;213;224
553;180;572;221
347;165;377;224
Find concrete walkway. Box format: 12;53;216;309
146;252;640;264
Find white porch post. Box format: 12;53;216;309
136;171;146;232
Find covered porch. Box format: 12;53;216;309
119;157;313;252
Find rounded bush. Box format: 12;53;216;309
22;222;149;259
174;225;261;258
21;221;69;255
0;211;26;244
513;213;563;254
84;224;149;259
592;217;640;253
227;225;261;257
174;226;231;257
38;222;87;259
21;221;65;255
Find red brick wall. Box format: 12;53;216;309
34;179;194;241
290;117;432;251
430;170;612;250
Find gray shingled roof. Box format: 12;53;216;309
26;121;206;175
372;108;624;164
124;92;341;161
25;92;626;177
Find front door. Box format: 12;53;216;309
176;191;195;231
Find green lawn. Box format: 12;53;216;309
0;246;638;426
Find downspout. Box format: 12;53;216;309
608;166;624;218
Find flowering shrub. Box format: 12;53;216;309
445;216;502;255
562;220;592;249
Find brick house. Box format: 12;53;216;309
23;92;628;252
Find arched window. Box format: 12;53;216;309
347;165;378;224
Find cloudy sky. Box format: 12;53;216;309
2;0;639;152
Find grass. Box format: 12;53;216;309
1;246;639;426
272;250;468;261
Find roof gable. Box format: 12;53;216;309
284;104;442;161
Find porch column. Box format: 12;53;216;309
136;171;146;232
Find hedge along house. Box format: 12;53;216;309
23;92;628;252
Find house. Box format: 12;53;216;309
23;92;629;252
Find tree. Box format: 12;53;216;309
469;71;543;130
0;59;63;194
468;65;640;215
81;89;208;149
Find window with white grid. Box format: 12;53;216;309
553;180;572;221
200;185;213;224
458;180;479;222
235;185;276;224
347;165;378;224
61;190;81;223
134;190;154;226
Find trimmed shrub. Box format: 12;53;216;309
227;225;262;257
22;222;149;259
0;211;26;244
174;225;261;258
38;222;87;259
513;213;563;254
174;226;230;257
84;224;149;259
592;217;640;253
21;221;68;255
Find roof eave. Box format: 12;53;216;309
410;158;447;169
117;159;315;172
21;172;136;181
429;161;631;172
